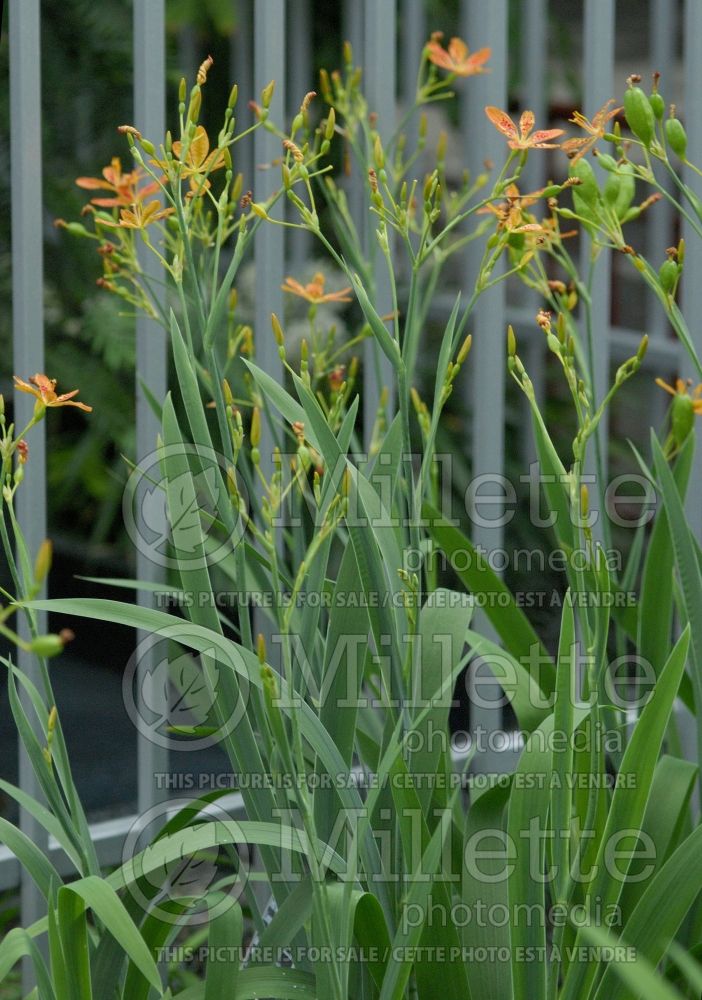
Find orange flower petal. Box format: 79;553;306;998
466;47;491;71
447;37;468;64
519;110;535;141
485;106;518;140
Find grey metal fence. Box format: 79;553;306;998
4;0;700;947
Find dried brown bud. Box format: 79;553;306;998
197;55;214;86
283;139;304;163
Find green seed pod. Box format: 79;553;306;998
624;84;655;146
672;392;695;447
665;117;688;159
570;158;600;208
613;163;636;220
29;635;65;658
595;152;619;172
658;258;679;294
570;158;601;233
649;91;665;121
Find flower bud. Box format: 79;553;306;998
271;313;285;346
261;79;275;109
34;539;53;585
250;406;261;447
580;484;589;519
507;325;516;357
547;333;561;355
187;87;201;122
457;333;472;365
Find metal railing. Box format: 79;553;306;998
4;0;700;949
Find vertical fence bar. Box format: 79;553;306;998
646;0;677;431
230;0;254;193
343;0;366;269
582;0;615;542
400;0;425;148
648;0;676;342
134;0;168;814
362;0;397;437
177;26;198;84
520;0;548;464
682;0;702;539
461;0;509;760
287;0;312;263
10;0;48;969
254;0;285;484
398;0;425;287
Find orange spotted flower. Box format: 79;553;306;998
655;377;702;413
282;273;352;304
14;374;92;412
478;183;546;234
485;107;564;150
426;33;491;77
561;98;622;163
161;125;227;195
99;199;175;230
75;158;158;207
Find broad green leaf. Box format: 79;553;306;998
0;927;54;996
387;754;471;1000
0;817;60;902
617;754;697;920
422;502;553;685
350;272;401;367
580;923;686;1000
57;886;92;999
595;823;702;1000
561;626;691;1000
25;597;389;909
462;780;513;1000
59;876;162;993
205;900;243;1000
651;434;702;733
242;360;311;446
378;780;468;1000
551;597;576;904
408;589;473;815
506;714;553;1000
638;435;694;680
463;628;551;734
